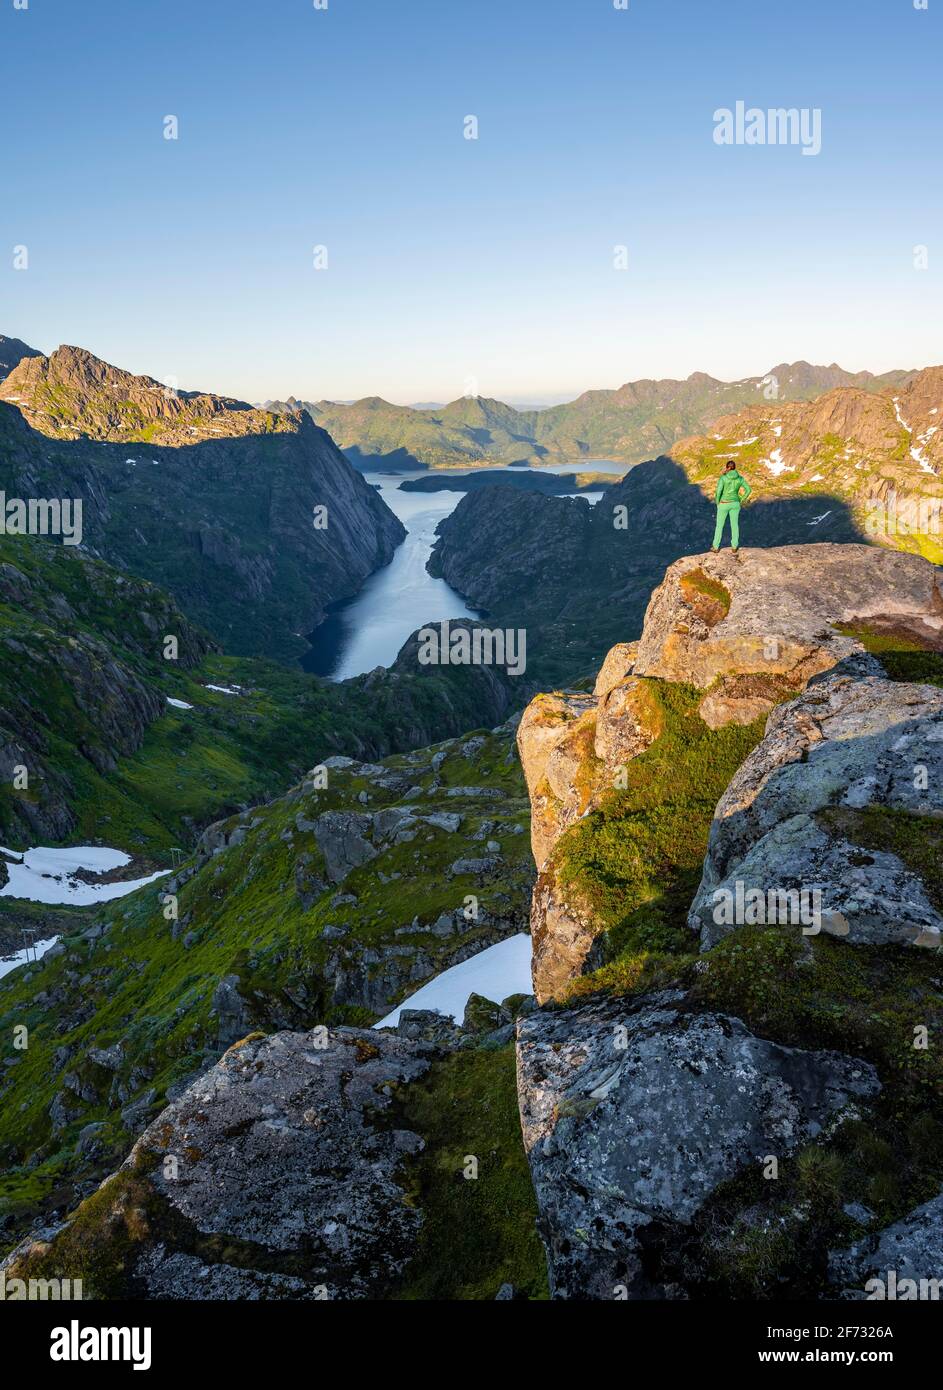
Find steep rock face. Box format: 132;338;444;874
690;666;943;949
636;544;942;726
0;347;406;660
2;1028;433;1299
514;542;943;1299
517;991;880;1299
516;658;659;1001
516;544;942;998
429;487;595;613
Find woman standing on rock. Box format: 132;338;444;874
712;459;752;553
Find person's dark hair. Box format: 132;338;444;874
723;459;737;471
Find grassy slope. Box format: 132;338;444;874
0;729;532;1243
555;680;768;997
0;533;528;857
0;531;367;854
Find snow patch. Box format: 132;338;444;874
762;448;790;477
205;684;242;696
374;934;532;1029
0;936;59;981
0;846;168;906
166;697;194;710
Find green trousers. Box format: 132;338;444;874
713;502;741;549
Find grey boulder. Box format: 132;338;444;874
517;992;880;1299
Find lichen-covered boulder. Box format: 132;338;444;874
2;1028;433;1300
592;641;638;700
689;667;943;949
517;991;880;1299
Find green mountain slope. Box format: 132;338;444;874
0;535;528;857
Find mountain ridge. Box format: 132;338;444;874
0;342;407;661
265;360;917;471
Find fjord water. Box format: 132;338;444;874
302;463;624;680
301;473;482;679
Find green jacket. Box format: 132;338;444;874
715;469;752;505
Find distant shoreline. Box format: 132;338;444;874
398;469;618;495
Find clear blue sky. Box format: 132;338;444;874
2;0;940;404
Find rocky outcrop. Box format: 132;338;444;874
517;542;943;1000
517;991;880;1299
2;1028;434;1299
635;544;943;726
828;1191;943;1299
428;462;876;686
516;655;659;1000
514;540;943;1300
689;666;943;949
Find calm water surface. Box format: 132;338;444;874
302;462;626;680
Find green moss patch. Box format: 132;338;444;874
680;568;731;626
389;1046;548;1300
554;681;766;998
836;620;943;687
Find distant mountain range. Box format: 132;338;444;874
0;342;405;660
264;363;915;471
